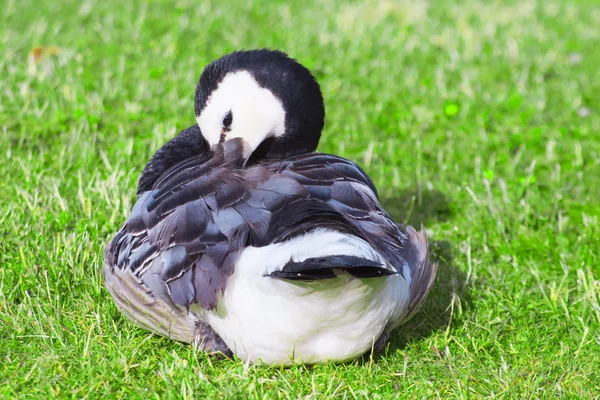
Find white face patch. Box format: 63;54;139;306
196;70;286;159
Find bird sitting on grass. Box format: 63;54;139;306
103;49;437;365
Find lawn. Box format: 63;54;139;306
1;0;600;398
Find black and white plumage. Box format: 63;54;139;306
103;49;437;365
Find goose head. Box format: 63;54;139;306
194;49;325;161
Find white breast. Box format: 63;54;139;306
203;229;411;365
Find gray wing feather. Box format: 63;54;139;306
400;225;438;323
266;154;437;317
268;155;410;274
105;139;312;310
106;142;436;315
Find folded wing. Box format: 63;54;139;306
105;140;436;319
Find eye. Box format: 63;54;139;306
222;110;233;131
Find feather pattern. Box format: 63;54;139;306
105;137;434;327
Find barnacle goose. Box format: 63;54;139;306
103;49;437;365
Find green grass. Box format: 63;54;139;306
1;0;600;397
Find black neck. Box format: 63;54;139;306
137;124;210;194
247;134;318;165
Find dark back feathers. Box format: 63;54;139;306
105;138;417;312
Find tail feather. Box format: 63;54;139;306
268;255;397;281
400;225;438;323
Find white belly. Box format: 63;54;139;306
204;230;410;365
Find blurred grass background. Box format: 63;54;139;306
1;0;599;397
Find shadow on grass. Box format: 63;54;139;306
385;239;469;355
380;188;452;228
375;189;470;358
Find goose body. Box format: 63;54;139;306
103;50;436;365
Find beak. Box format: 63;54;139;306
218;129;272;163
215;137;252;167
